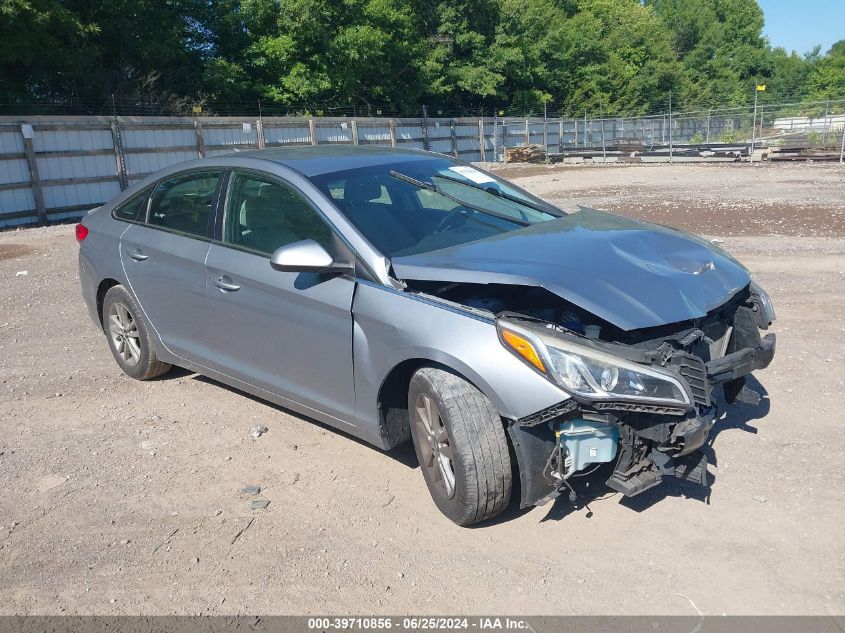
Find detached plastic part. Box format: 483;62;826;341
507;423;561;508
606;449;708;496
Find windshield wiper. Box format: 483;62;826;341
388;170;531;227
433;172;562;217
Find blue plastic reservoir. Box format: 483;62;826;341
558;419;619;475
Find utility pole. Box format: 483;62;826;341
543;100;549;160
839;121;844;163
560;117;565;151
493;107;499;161
751;89;758;156
421;105;430;151
706;108;711;144
668;91;673;164
822;98;830;146
599;101;607;164
584;109;588;148
751;83;766;160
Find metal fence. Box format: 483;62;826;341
2;102;845;227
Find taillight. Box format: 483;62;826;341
75;223;89;242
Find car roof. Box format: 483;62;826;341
227;145;443;177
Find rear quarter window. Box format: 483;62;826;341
112;187;152;222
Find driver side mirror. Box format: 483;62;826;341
269;240;352;274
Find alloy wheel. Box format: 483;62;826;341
108;302;142;367
415;393;456;499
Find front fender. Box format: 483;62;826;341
352;281;570;447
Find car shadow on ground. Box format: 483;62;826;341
157;370;550;526
185;371;422;469
166;368;773;525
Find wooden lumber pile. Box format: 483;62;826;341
505;144;545;163
769;147;841;162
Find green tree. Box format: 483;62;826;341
808;40;845;102
0;0;97;103
223;0;428;113
1;0;842;117
554;0;684;115
649;0;770;106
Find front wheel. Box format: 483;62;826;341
409;367;512;526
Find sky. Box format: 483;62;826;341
759;0;843;55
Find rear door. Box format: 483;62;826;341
120;169;224;365
204;170;357;425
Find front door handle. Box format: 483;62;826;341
213;275;240;292
128;249;148;261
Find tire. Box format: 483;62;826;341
408;367;512;526
102;284;171;381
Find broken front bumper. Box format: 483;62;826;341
707;333;775;384
508;334;776;508
508;407;715;507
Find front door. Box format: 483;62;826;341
120;169;223;366
204;170;357;426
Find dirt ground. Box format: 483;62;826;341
0;162;843;616
490;161;845;238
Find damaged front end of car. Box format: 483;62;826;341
391;206;777;508
497;282;776;507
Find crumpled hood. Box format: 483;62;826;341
391;208;750;331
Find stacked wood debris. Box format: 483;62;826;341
505;144;545;162
767;132;844;161
615;137;645;153
769;147;842;161
546;142;749;163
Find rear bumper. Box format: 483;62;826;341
78;252;101;329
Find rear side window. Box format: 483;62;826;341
148;171;222;238
112;187;152;222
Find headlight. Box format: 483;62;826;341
498;321;691;406
749;280;776;326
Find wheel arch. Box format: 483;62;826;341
96;278;122;329
377;355;510;450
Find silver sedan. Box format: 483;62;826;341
78;146;775;525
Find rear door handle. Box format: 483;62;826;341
127;249;148;261
213;275;240;292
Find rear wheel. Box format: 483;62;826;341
408;367;512;526
102;285;171;380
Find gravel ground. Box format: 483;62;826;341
0;163;843;616
489;161;845;238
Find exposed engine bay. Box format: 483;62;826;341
407;279;776;507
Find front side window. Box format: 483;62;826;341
112;186;152;222
148;171;222;238
224;172;333;255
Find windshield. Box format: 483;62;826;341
308;158;561;257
